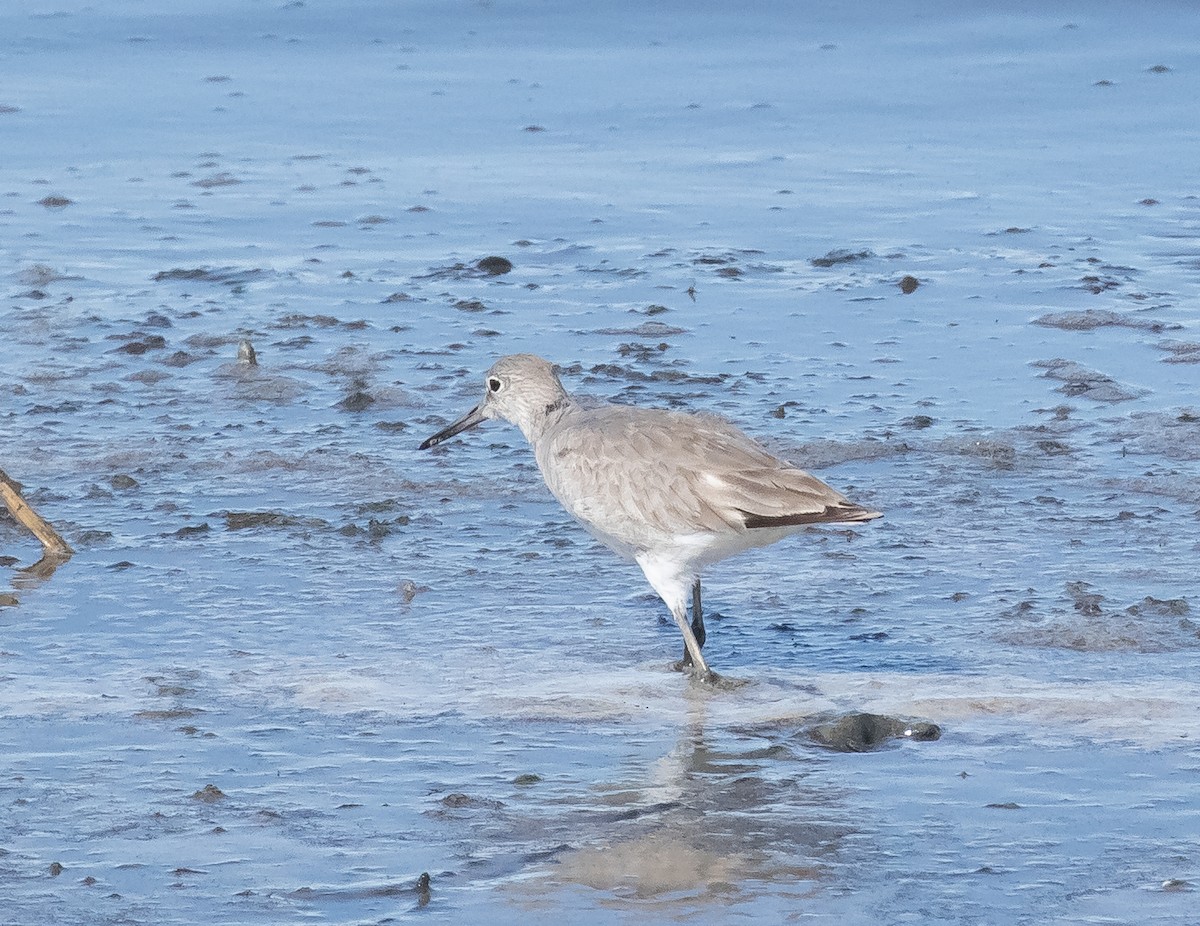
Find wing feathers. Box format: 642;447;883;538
538;405;881;545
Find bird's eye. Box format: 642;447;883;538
487;377;502;393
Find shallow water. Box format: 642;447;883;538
2;1;1199;923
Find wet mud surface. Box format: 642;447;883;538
3;1;1200;924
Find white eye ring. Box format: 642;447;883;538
487;376;503;393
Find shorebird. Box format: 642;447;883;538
419;354;881;679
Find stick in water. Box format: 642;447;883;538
0;468;74;557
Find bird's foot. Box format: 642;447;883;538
668;661;731;687
671;656;711;676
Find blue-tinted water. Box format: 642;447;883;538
2;1;1199;923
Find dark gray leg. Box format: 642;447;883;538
682;578;705;666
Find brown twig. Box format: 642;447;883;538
0;467;74;557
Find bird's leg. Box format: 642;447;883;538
671;601;710;677
682;578;705;666
635;555;712;678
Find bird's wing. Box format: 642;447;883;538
681;413;880;528
538;406;878;544
538;407;732;542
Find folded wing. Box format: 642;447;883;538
539;406;881;545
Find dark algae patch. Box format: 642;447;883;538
476;255;513;275
811;248;874;267
804;713;942;752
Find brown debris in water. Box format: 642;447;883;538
1156;341;1200;364
151;266;270;288
1033;309;1178;333
336;390;376;412
191;172;241;188
169;523;211;539
1000;583;1196;653
415;256;514;281
804;712;941;752
191;784;227;803
134;708;201;721
222;511;331;532
476;255;513;275
438;792;504;810
811;248;874;268
1032;358;1148;403
0;467;74;558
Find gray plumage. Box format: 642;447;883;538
420;354;881;679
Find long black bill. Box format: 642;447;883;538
418;403;487;450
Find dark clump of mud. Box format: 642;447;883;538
811;248;874;268
434;792;505;813
1106;409;1200;463
151;266;270;289
1156;341;1200;364
191;784;227;803
164;350;201;367
1000;582;1196;653
289;873;432;905
19;264;75;285
476;255;513;275
170;523;211;539
616;342;671;361
222;511;331;532
134;708;201;721
803;712;941;752
113;336;168;355
1032;309;1179;332
415;256;514;281
592;321;687;337
192;172;241;188
338;517;408;541
585;363;726;386
787;437;913;470
1032;358;1148;403
336;390;376;411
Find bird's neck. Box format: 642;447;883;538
520;396;571;444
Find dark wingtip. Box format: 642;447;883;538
741;505;882;530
